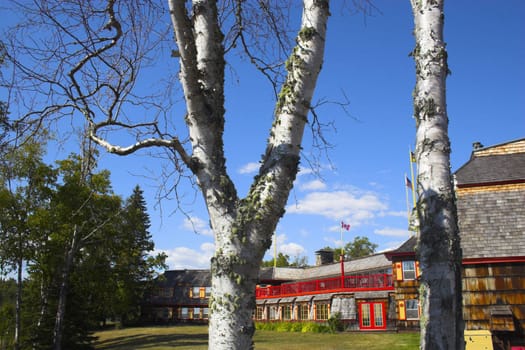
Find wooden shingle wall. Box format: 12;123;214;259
456;186;525;259
462;263;525;332
474;140;525;157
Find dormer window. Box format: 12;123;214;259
394;260;420;281
402;261;416;280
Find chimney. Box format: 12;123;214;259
472;141;484;150
315;249;334;266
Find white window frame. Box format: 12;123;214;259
402;260;416;280
405;299;419;320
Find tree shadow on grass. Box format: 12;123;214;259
94;333;208;349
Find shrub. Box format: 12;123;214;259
256;321;331;334
327;312;344;333
289;322;303;332
275;322;291;332
301;322;329;333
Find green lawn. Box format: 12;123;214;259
93;325;419;350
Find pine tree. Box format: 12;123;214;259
112;185;165;325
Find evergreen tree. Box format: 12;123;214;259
111;185;166;325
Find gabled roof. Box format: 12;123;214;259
384;235;417;260
455;153;525;186
455;138;525;187
159;269;211;287
455;138;525;260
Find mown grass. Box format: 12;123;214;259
93;325;419;350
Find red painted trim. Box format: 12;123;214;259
256;274;394;300
456;179;525;189
462;256;525;265
257;286;395;300
359;302;387;330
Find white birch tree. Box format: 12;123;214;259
2;1;330;348
409;1;464;349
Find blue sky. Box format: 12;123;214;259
4;1;524;269
145;1;524;268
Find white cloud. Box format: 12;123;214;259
299;179;327;191
158;242;215;269
238;162;259;174
280;242;306;257
374;227;411;237
182;216;213;237
268;233;307;260
286;190;387;225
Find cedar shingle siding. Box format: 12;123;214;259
455;138;525;348
457;188;525;259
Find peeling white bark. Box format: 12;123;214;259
85;0;328;348
410;1;464;349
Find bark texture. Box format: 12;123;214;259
167;1;329;349
410;1;464;349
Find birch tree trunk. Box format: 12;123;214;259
168;1;329;348
52;225;80;350
409;1;464;349
14;257;22;350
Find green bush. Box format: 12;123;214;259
255;321;330;334
301;322;329;333
289;322;303;332
327;312;344;333
275;322;291;332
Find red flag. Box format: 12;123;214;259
341;221;351;231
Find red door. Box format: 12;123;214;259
359;302;386;330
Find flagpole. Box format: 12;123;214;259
405;173;411;227
340;222;345;289
340;223;344;256
409;147;417;208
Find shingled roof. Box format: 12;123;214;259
159;269;211;287
259;253;392;283
455;138;525;260
384;235;417;261
455;153;525;186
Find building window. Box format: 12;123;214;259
374;303;384;327
269;306;279;320
298;303;309;320
406;299;419;320
203;307;209;319
190;286;205;298
281;304;292;320
180;307;189;319
255;306;264;320
402;261;416;280
315;303;329;320
361;303;371;327
205;287;212;297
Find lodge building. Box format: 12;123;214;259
142;138;525;349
